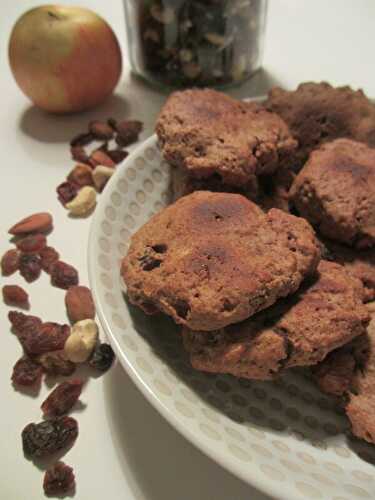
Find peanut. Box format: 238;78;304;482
64;319;98;363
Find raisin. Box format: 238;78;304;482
57;181;78;207
106;149;129;164
51;261;79;289
16;233;47;253
2;285;29;308
89;120;114;140
1;249;20;276
89;343;115;372
22;416;78;458
38;351;76;377
19;253;42;282
39;246;60;274
70;132;94;147
71;145;90;164
11;356;43;387
114;120;143;147
43;461;75;496
41;379;83;417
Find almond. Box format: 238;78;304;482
65;286;96;323
89;150;115;168
67;164;93;187
9;212;53;235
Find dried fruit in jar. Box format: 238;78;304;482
89;343;115;372
50;261;79;289
114;120;143;147
37;351;76;377
41;379;83;417
65;286;96;323
19;254;42;282
1;249;20;276
43;461;76;496
89;120;114;140
57;181;79;207
11;356;43;387
22;416;78;458
9;212;53;235
2;285;29;309
16;233;47;253
67;164;94;187
39;246;60;274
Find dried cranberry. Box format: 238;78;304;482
2;285;29;308
41;379;83;417
114;120;143;147
22;416;78;458
19;253;42;282
16;233;47;253
9;311;42;337
57;181;78;207
89;120;114;140
71;145;90;164
70;132;94;147
50;261;79;290
39;246;60;274
89;343;115;372
1;249;20;276
38;351;76;377
106;149;129;164
11;356;43;387
43;461;75;496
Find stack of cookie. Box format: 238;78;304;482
121;83;375;446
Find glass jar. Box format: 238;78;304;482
124;0;268;89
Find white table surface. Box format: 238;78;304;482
1;1;374;499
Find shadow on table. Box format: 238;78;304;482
104;362;272;500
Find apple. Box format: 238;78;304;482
8;5;122;113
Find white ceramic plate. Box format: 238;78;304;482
88;134;375;500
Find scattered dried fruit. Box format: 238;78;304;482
64;319;98;363
70;132;94;147
71;145;90;165
92;165;114;192
66;186;97;217
11;356;43;387
22;416;78;458
39;246;60;274
89;149;115;168
43;461;75;496
114;120;143;147
9;310;42;335
2;285;29;308
67;164;94;187
57;181;79;207
16;233;47;253
106;148;128;164
9;212;53;235
37;351;76;377
41;379;83;417
89;343;115;372
19;253;42;282
65;286;95;323
89;120;114;140
50;261;79;289
1;249;20;276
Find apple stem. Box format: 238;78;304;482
47;11;60;20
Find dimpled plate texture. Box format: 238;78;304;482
88;133;375;500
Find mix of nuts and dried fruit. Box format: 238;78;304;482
57;118;143;217
2;210;115;497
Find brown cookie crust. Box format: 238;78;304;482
183;260;369;379
156;89;297;187
290;139;375;248
121;191;320;331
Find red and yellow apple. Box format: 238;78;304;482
8;5;122;113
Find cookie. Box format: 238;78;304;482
182;260;369;379
290;139;375;248
313;315;375;444
266;81;375;169
156;89;297;187
121;191;320;331
321;239;375;302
